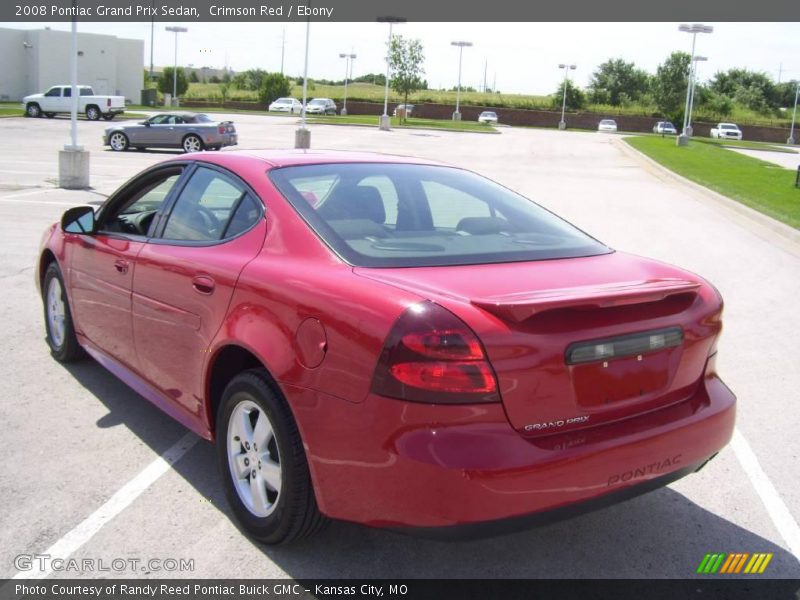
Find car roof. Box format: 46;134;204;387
155;111;201;118
161;149;445;170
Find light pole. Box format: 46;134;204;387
686;55;707;134
788;81;800;145
165;26;187;107
677;23;713;146
558;63;576;130
451;40;472;121
149;0;155;80
339;52;356;115
295;15;312;149
377;17;405;131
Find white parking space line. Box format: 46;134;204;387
12;432;198;580
732;428;800;559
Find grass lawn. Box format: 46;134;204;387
306;114;497;133
625;135;800;229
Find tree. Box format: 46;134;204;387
188;70;199;83
552;79;587;110
651;52;691;125
388;35;425;121
588;58;650;105
257;73;293;105
157;67;189;97
232;69;268;91
710;68;779;111
354;73;386;86
702;90;734;119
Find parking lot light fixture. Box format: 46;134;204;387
451;41;473;121
687;56;707;133
558;63;577;130
339;52;356;116
677;23;713;146
377;17;405;130
165;26;188;107
788;82;799;145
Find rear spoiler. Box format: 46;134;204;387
471;278;700;322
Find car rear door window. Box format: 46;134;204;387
161;167;260;242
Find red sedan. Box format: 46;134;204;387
37;150;735;544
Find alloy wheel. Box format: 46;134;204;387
46;277;66;348
226;399;282;517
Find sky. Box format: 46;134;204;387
4;21;799;94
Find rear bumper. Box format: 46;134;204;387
292;374;735;530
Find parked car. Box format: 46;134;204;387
268;98;303;114
710;123;743;140
653;121;677;135
305;98;337;115
23;85;125;121
393;104;415;117
39;150;734;544
103;112;237;153
598;119;618;132
478;111;498;124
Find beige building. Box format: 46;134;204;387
0;27;143;103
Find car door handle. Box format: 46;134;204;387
192;275;215;295
113;259;129;274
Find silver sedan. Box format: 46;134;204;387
104;112;238;153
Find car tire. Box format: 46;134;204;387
182;134;204;153
26;103;42;118
85;106;101;121
108;132;129;152
102;114;115;121
216;369;327;545
42;262;85;363
135;147;147;152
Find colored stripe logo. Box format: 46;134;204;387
696;552;773;574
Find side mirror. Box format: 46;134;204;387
140;121;151;126
61;206;96;234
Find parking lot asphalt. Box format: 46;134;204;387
1;113;799;579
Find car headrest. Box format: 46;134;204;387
318;185;386;224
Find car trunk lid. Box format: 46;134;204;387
356;252;721;436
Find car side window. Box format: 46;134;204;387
161;167;259;242
44;87;61;97
63;87;71;97
99;170;183;237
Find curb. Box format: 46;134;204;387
613;137;800;256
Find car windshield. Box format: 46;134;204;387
721;124;738;130
310;99;326;105
270;163;610;268
482;112;496;117
601;120;615;125
275;98;292;103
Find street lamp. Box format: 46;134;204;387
686;55;707;134
165;26;187;107
787;82;799;145
339;52;356;116
677;23;713;146
451;40;473;121
558;63;576;130
377;16;405;131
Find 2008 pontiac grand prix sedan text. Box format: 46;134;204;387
37;150;735;544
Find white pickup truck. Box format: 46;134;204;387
709;122;743;141
22;85;125;121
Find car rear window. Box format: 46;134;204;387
269;163;610;267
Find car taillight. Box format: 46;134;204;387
218;125;225;134
371;301;499;404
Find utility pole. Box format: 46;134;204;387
483;58;487;93
280;27;285;75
